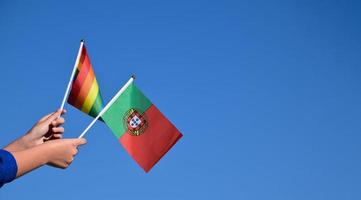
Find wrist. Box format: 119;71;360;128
33;143;53;165
21;133;38;148
4;136;29;152
11;143;52;177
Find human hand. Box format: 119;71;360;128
26;109;66;144
4;109;66;152
11;138;87;177
44;138;87;169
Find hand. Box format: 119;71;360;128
11;138;87;177
26;109;66;145
4;109;66;152
45;138;87;169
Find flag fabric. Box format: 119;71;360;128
102;81;182;172
67;44;104;118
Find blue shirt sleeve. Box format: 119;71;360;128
0;149;18;188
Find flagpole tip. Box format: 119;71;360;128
80;39;85;43
131;75;136;80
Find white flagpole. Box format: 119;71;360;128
59;40;84;111
78;76;135;138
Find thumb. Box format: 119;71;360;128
39;112;55;122
45;109;63;123
71;138;87;147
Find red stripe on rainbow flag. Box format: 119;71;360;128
68;50;92;105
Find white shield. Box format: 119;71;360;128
129;115;142;128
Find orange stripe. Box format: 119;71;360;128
73;68;95;108
81;80;99;113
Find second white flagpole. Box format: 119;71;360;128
78;76;135;138
59;40;84;111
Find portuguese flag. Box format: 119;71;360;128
102;79;182;172
67;42;104;118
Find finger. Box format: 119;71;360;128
60;162;69;169
45;109;63;123
72;138;87;147
52;127;64;133
52;117;65;126
47;162;67;169
73;148;79;155
52;134;63;139
66;157;74;165
59;109;67;116
39;112;55;123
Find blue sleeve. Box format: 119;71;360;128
0;149;18;188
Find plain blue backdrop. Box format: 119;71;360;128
1;0;361;199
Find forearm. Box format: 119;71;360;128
3;135;30;152
11;145;50;178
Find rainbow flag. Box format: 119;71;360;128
67;43;104;118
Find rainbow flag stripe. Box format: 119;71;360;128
67;44;104;118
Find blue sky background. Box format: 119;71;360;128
1;0;361;199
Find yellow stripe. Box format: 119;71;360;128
81;80;99;114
